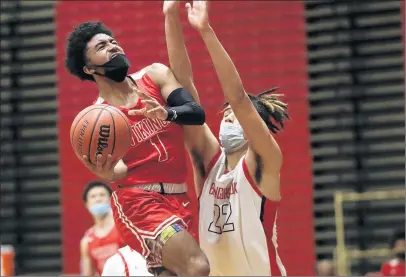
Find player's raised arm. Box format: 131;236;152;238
163;1;220;189
188;1;287;199
163;1;199;102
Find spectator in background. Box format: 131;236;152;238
315;259;336;276
80;181;125;276
380;229;405;276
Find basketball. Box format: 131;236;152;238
70;104;132;165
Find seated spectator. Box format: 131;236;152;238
380;229;405;276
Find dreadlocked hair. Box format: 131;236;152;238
223;87;290;134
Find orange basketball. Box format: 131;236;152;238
70;104;132;165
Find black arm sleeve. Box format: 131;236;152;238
164;87;206;125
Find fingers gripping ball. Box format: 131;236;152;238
70;104;131;165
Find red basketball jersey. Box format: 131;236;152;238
84;225;124;275
95;70;187;185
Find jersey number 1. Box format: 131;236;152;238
149;135;169;162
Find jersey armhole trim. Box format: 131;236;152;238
198;148;223;199
242;157;263;197
117;251;129;276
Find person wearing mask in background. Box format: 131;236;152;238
381;229;405;276
80;181;125;276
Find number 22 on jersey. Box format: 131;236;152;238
208;203;235;234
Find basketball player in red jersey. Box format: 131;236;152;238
160;1;288;275
80;181;124;276
65;22;210;275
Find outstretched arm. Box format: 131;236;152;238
188;1;282;200
164;1;199;102
163;1;220;191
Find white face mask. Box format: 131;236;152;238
219;122;247;153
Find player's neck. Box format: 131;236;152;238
226;148;247;171
93;212;114;229
95;76;136;106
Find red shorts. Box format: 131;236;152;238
111;187;197;268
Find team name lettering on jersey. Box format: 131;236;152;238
209;182;238;200
130;118;170;146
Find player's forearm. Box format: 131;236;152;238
199;27;245;103
165;15;199;102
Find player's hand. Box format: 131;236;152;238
82;154;120;181
186;0;210;31
128;90;169;121
163;0;180;15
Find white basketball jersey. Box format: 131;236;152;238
102;245;152;276
199;149;286;276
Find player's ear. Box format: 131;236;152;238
83;65;95;76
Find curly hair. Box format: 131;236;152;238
223;87;290;134
65;21;113;82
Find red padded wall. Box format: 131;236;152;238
56;1;315;275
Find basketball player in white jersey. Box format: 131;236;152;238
102;245;152;276
161;1;289;275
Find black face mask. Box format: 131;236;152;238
93;54;130;82
395;251;405;260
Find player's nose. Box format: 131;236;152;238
224;115;235;123
108;46;121;56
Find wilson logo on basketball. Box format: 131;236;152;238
95;125;111;157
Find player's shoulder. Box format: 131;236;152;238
129;64;167;92
144;63;171;83
146;63;169;73
203;148;226;184
81;227;95;243
130;63;168;77
82;227;93;238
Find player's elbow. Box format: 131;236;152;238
191;102;206;125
